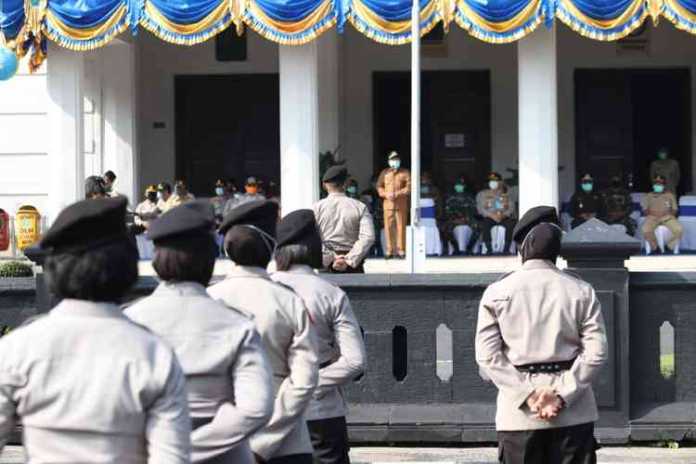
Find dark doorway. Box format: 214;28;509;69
575;69;691;194
373;71;492;191
175;74;279;196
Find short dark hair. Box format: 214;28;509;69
44;240;138;302
224;226;272;268
275;244;313;271
104;171;117;182
85;176;106;199
152;234;217;286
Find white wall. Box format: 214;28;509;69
0;58;49;217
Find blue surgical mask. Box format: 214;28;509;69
654;184;665;193
389;160;401;170
581;183;593;193
454;184;465;193
215;187;225;196
346;186;357;195
488;181;499;190
658;151;668;160
421;185;430;195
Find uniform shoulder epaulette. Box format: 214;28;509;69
494;270;516;283
120;296;146;312
561;269;584;282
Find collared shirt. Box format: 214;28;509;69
312;192;376;269
163;193;195;212
207;266;318;460
135;199;159;227
476;260;608;431
377;168;411;211
642;192;679;219
0;299;191;463
271;265;366;420
125;282;273;464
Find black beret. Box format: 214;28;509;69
219;200;279;237
147;200;215;243
512;206;559;244
40;197;128;253
322;166;348;184
277;210;319;247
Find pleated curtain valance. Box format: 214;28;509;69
2;0;696;66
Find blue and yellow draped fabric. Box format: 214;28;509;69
454;0;544;43
556;0;647;40
6;0;696;57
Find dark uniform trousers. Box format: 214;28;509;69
498;422;598;464
481;217;517;252
307;417;351;464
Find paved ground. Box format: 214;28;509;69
3;446;696;463
349;446;696;464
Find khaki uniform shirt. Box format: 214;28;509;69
163;193;195;212
271;266;366;421
476;188;516;218
476;260;608;431
650;159;681;193
0;300;191;463
377;168;411;211
642;191;679;220
208;266;318;460
312;193;376;269
125;282;274;464
135;199;160;227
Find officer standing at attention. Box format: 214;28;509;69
272;210;366;464
650;147;680;194
641;175;683;254
377;151;411;259
0;197;191;462
208;201;318;464
476;206;608;464
126;201;273;463
476;172;516;254
601;176;636;236
569;174;604;229
313;166;375;273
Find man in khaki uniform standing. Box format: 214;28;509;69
313;166;375;273
272;210;366;464
650;147;681;194
209;201;318;464
377;151;411;259
641;175;683;254
476;206;608;463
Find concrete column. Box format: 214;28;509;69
47;45;85;223
517;27;559;217
279;33;338;215
101;41;138;204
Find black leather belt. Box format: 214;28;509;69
191;416;211;431
320;360;333;369
515;359;575;374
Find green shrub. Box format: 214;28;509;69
0;261;34;278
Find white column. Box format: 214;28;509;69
101;41;138;205
317;32;339;155
47;45;85;224
517;27;559;217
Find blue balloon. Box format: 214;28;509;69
0;48;19;81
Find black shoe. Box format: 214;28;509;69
385;255;393;260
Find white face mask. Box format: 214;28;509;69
215;187;225;196
389;160;401;170
489;181;499;190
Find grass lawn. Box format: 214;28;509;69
661;353;675;378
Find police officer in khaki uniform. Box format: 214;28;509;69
476;172;517;254
272;210;366;464
0;197;191;462
164;180;196;212
476;206;608;464
377;151;411;259
313;166;375;273
126;201;274;464
208;201;318;464
650;147;681;194
641;175;683;254
134;184;160;230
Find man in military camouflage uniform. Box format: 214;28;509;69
442;177;480;255
601;176;636;236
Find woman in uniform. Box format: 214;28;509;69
272;210;366;464
125;201;274;463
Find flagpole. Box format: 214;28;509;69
407;0;423;273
